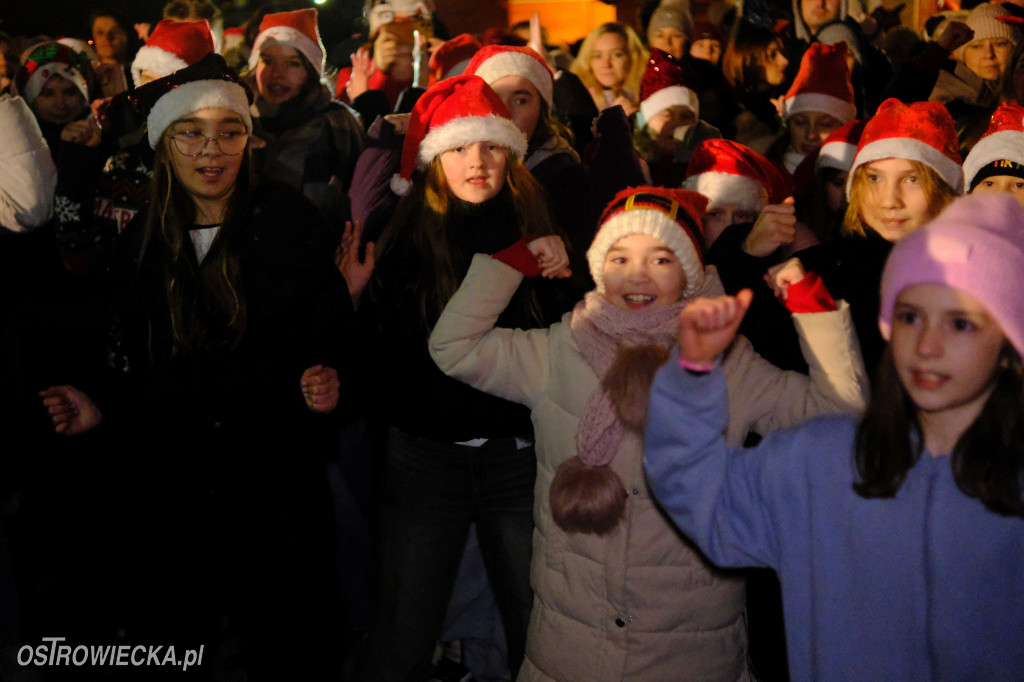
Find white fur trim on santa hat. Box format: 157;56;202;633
640;85;699;125
417;114;528;167
816;139;857;172
132;45;189;88
681;171;767;213
147;79;253;148
22;64;88;108
473;51;553;107
390;173;413;195
249;26;324;76
846;137;965;198
587;209;704;297
783;92;855;124
963;129;1024;187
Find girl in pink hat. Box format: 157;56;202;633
647;191;1024;681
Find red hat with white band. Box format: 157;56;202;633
846;98;963;198
390;74;527;195
248;9;325;77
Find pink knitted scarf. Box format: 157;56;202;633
549;292;683;535
571;291;684;465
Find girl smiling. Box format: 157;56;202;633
428;186;867;680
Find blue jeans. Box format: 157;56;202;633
358;428;535;681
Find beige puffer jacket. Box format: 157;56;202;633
430;255;869;682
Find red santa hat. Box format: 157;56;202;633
682;138;794;213
222;26;246;53
639;48;699;124
248;9;325;77
587;186;707;297
464;44;554;107
815;119;866;173
131;20;216;88
782;42;855;124
390;74;527;195
429;34;483;85
963;102;1024;188
846;98;963;197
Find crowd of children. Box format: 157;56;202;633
2;0;1023;680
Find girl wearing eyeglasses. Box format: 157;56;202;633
39;54;353;678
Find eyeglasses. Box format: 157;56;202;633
169;130;249;157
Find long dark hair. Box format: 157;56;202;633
140;134;252;357
374;153;559;329
854;345;1024;517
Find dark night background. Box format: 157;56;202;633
0;0;370;52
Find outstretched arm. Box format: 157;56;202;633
429;239;566;407
646;291;779;569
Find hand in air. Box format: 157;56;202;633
335;220;375;308
937;21;973;52
527;236;572;278
40;385;102;435
742;197;796;257
346;47;374;100
677;290;753;368
301;365;340;414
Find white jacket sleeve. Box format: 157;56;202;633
0;95;57;232
428;253;554;408
722;300;870;443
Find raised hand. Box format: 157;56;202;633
677;290;753;368
742;197;796;257
40;385;102;435
937;21;974;53
301;365;340;414
346;47;374;100
527;235;572;278
335;220;375;309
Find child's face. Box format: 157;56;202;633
971;174;1024;207
491;75;542;141
601;234;685;311
690;38;722;64
701;203;761;250
440;141;508;203
648;105;696;139
890;284;1005;435
857;158;932;241
256;44;309;104
761;41;789;86
31;75;85;126
650;28;687;60
788;111;843;155
590;31;631;90
825;170;848;214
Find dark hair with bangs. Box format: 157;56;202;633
854;345;1024;517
